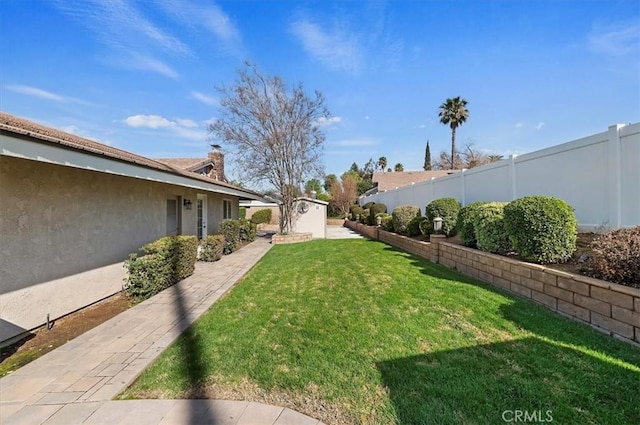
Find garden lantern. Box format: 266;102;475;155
433;217;443;234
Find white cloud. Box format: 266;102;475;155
6;85;67;102
315;116;342;127
536;122;545;131
589;22;639;56
290;18;362;74
191;91;217;105
515;123;524;128
123;114;206;140
129;55;180;79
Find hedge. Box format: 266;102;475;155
123;235;198;302
199;235;225;262
251;208;272;225
239;219;257;242
457;201;489;247
218;219;241;255
392;205;421;235
349;205;364;221
473;202;512;255
585;226;640;288
367;203;387;225
503;196;577;264
425;198;461;237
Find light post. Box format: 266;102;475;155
433;217;443;234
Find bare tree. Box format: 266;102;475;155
209;62;330;233
433;142;503;170
329;174;358;217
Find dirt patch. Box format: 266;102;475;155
0;293;132;377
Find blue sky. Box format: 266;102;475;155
1;0;639;184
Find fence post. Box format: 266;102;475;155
509;154;517;201
460;169;466;206
608;124;624;230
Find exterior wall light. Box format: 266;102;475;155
433;217;443;234
183;199;193;210
376;215;382;226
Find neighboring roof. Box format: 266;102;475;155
239;200;280;207
0;111;262;200
372;170;459;192
296;197;329;206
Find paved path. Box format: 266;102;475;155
0;236;325;425
325;224;364;239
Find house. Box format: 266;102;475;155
0;112;264;346
154;144;227;182
365;170;458;196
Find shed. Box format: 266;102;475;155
292;197;328;238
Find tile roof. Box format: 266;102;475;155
372;170;459;191
0;111;259;198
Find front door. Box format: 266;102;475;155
197;195;208;239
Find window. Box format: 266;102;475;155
223;199;232;219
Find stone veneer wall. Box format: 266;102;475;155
343;220;640;345
271;233;313;245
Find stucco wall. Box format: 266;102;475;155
292;200;327;238
0;156;238;344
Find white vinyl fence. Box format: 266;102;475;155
361;123;640;231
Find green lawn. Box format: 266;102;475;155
121;239;640;424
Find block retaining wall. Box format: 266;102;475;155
271;232;313;245
344;220;640;345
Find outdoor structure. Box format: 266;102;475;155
292;197;328;238
361;123;640;231
0;112;264;346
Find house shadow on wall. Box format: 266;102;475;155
377;336;640;425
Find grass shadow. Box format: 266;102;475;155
377;337;640;425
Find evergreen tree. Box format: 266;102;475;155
424;141;432;170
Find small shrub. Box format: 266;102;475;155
503;196;577;264
349;205;364;221
200;235;225;262
408;216;426;237
251;208;272;225
361;209;370;224
123;235;197;302
367;203;387;225
392;205;421;235
584;226;640;288
218;219;241;255
473;202;512;255
239;219;257;242
425;198;461;237
419;218;430;237
239;207;246;220
457;201;489;247
376;213;393;230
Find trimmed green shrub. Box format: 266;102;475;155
376;213;393;231
250;208;272;225
584;226;640;288
408;216;426;237
367;203;387;225
392;205;421;235
503;196;577;264
425;198;461;237
419;218;431;237
200;235;225;262
473;202;512;255
123;235;198;302
239;219;257;242
457;201;489;247
361;209;370;224
349;205;364;221
362;201;375;210
239;207;246;220
218;219;241;255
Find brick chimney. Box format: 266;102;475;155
207;144;226;182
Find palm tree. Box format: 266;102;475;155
377;156;387;172
438;97;469;169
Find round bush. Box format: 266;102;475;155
361;208;370;224
503;196;577;264
362;201;375;210
585;226;640;288
349;205;364;221
368;203;387;225
473;202;512;255
392;205;421;235
376;213;393;230
425;198;461;237
408;216;426;237
250;208;272;225
457;201;489;247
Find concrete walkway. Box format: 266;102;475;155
0;236;325;425
325;225;364;239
